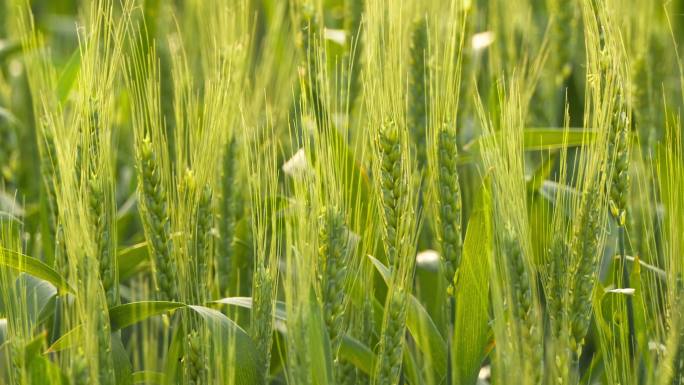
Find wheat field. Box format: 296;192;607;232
0;0;683;384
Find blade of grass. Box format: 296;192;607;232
453;177;492;385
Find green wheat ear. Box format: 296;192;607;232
0;114;18;186
252;263;274;376
88;174;117;307
377;119;405;267
549;0;578;84
545;234;572;382
219;137;237;296
194;182;214;304
95;303;115;385
408;17;429;167
318;206;352;354
436;126;462;293
374;287;408;385
569;180;604;357
71;349;90;385
609;100;630;227
502;225;542;383
138;136;178;301
184;328;207;385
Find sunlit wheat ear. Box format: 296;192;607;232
137;136;177;301
436;125;462;293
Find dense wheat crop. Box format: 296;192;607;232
1;0;684;384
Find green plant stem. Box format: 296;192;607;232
446;297;455;385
